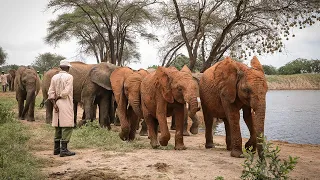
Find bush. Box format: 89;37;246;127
0;102;44;179
241;136;298;180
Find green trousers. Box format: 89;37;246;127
54;127;73;142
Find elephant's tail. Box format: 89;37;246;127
39;99;47;108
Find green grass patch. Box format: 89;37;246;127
71;121;150;152
0;102;44;179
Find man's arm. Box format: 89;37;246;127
48;78;59;112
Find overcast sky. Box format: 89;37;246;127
0;0;319;70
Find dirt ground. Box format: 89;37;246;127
2;92;320;180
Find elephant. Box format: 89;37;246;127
15;66;41;121
199;56;268;158
141;66;201;150
110;67;149;141
8;69;16;91
42;62;118;129
170;65;200;136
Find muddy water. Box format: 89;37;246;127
214;90;320;144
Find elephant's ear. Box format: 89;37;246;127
90;62;118;90
155;67;174;103
251;56;264;73
220;57;242;103
35;72;41;95
15;67;25;91
180;65;192;74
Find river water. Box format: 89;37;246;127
214;90;320;144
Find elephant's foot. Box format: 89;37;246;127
19;117;25;120
119;129;130;141
78;120;87;127
139;129;148;136
189;121;199;135
245;139;257;152
183;129;190;136
230;149;244;158
150;139;160;149
226;144;232;151
170;126;176;130
159;135;170;146
205;142;215;149
174;144;187;150
27;118;35;122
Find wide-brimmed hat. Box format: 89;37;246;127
60;60;72;67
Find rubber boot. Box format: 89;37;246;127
53;140;60;155
60;141;76;157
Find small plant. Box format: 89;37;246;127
215;176;225;180
241;136;298;180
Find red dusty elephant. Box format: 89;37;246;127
199;56;268;158
110;67;149;141
141;66;201;150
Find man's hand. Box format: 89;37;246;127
55;96;62;101
54;104;59;113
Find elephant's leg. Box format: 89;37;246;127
79;98;94;127
27;97;36;121
45;99;53;124
109;96;115;124
170;114;176;130
243;106;256;152
145;115;159;148
183;110;190;136
156;112;170;147
73;101;78;126
139;119;148;136
18;99;24;120
128;107;138;141
92;104;97;120
98;94;111;130
189;113;199;135
223;118;231;151
223;103;243;158
203;106;214;149
173;105;186;150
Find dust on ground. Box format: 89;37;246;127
3;92;320;180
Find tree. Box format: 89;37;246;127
170;54;203;72
0;46;8;65
47;0;158;66
262;65;277;75
160;0;320;72
32;53;65;72
277;58;316;75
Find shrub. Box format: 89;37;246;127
241;136;298;180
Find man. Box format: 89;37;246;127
0;71;7;92
48;60;75;157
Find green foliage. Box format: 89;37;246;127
241;136;298;180
263;65;278;75
0;46;7;65
0;64;19;73
215;176;225;180
32;52;65;73
71;121;149;151
278;58;320;75
147;65;159;69
170;54;203;72
0;102;44;179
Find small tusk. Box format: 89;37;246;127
197;97;201;103
186;102;189;109
251;108;255;115
127;103;130;110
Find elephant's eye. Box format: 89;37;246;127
243;87;252;94
178;87;183;92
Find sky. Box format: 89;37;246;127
0;0;319;70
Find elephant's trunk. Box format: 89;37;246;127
130;98;143;118
253;101;266;159
22;90;35;117
186;97;199;118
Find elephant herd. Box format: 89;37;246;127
14;56;268;158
